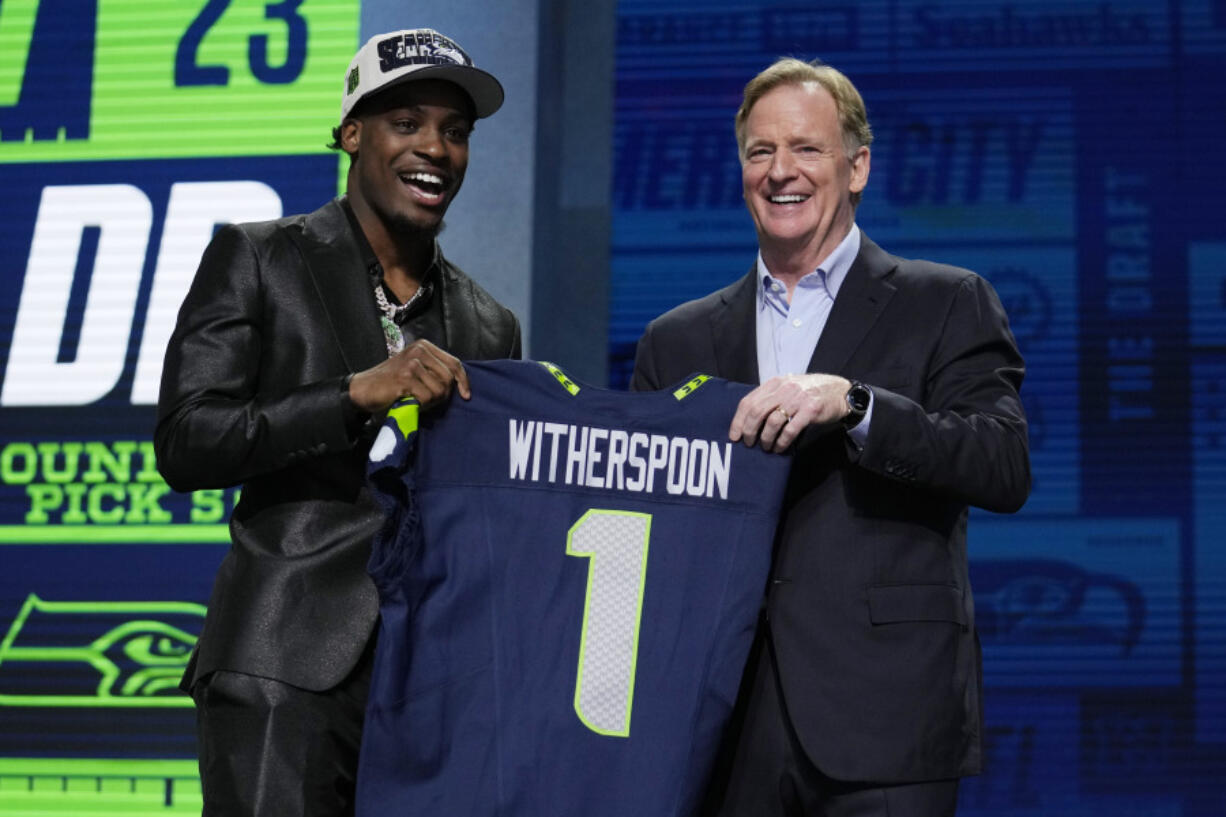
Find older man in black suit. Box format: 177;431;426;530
156;29;520;817
632;58;1030;817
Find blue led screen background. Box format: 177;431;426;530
0;1;357;812
607;1;1225;814
0;0;1222;814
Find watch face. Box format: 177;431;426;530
847;383;871;413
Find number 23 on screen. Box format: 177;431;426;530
176;0;307;86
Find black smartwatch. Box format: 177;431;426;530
842;381;872;429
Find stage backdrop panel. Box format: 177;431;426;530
0;1;357;813
607;1;1225;815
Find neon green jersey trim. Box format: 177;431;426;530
673;374;712;400
388;401;419;438
539;361;580;396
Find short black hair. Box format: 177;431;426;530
327;124;346;152
327;97;370;153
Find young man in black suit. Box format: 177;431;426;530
156;28;520;817
632;58;1030;817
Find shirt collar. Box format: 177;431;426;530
339;195;443;291
756;224;862;306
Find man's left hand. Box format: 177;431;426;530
730;373;852;453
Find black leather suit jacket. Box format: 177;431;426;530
156;198;521;691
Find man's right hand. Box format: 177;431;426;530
348;339;471;413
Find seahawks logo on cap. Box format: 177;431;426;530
377;30;472;72
347;66;360;94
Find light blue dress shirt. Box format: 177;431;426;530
754;225;872;444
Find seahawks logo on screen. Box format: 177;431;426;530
972;560;1145;656
0;0;97;142
0;594;204;707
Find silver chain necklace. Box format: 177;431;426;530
374;282;420;357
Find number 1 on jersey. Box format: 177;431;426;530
566;509;652;737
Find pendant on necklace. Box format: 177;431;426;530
381;315;405;356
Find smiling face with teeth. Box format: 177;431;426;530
342;79;475;249
740;82;870;279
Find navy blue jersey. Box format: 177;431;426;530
357;360;791;817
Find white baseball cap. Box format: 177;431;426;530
340;29;504;122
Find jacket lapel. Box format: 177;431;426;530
807;234;897;375
711;269;760;384
436;263;480;361
291;199;386;373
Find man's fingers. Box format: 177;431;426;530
756;406;792;450
422;350;469;402
416;342;467;395
393;340;470;405
770;405;809;452
453;365;471;400
730;382;785;445
405;359;451;406
728;374;852;452
732;399;781;447
730;400;766;446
